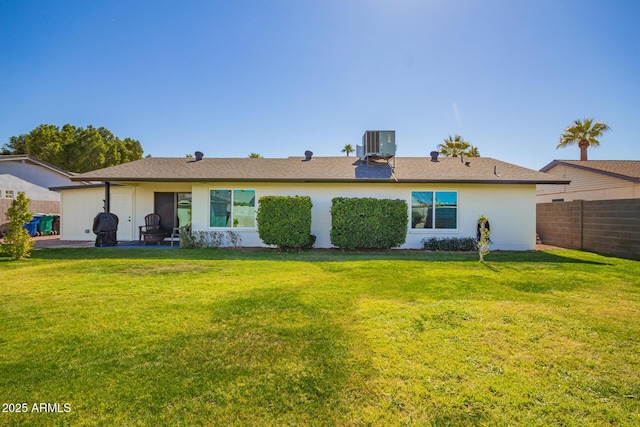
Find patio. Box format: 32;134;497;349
32;235;181;249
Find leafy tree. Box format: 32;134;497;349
438;135;475;157
248;153;263;158
1;192;34;260
341;144;355;157
557;118;611;161
1;135;27;154
2;124;144;172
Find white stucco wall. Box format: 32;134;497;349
191;182;536;250
0;160;74;195
61;181;537;250
0;174;61;201
60;185;137;241
60;187;104;240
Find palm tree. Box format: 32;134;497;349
248;153;263;158
467;145;480;157
438;135;471;157
557;118;610;161
341;144;354;157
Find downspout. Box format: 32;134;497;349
104;182;111;212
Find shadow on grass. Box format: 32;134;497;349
0;287;356;425
15;246;615;266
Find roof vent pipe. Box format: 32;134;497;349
430;151;440;162
195;151;204;161
304;150;313;161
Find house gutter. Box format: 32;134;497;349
69;177;571;185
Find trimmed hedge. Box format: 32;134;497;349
330;197;408;249
422;236;477;251
257;195;315;250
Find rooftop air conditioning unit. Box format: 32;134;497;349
356;130;396;161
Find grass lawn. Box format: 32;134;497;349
1;248;639;426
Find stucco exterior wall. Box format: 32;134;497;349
0;157;77;227
0;160;74;189
190;182;535;250
60;186;138;241
0;174;62;201
61;181;537;250
537;164;639;203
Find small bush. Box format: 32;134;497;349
1;193;34;260
257;196;314;250
179;230;241;249
422;236;477;251
477;215;491;261
330;197;408;250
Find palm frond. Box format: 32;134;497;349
557;118;610;151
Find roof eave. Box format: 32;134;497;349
1;154;75;177
69;176;570;185
541;161;639;183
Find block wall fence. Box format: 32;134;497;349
0;199;60;225
537;198;640;261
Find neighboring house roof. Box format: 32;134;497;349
540;160;640;183
71;156;569;184
0;154;75;178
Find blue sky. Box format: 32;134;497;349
1;0;639;170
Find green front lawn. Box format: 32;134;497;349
1;249;638;426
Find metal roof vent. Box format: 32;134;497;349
195;151;204;161
304;150;313;161
430;151;440;162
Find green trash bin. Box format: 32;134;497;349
37;214;55;236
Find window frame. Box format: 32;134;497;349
209;188;257;229
409;190;459;232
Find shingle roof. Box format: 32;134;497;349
71;156;569;184
540;160;640;183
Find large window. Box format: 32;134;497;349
411;191;457;230
210;189;256;228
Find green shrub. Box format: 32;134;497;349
422;236;477;251
1;192;34;260
330;197;408;249
179;230;241;249
257;196;314;250
477;214;491;261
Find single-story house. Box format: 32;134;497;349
537;160;640;203
0;154;82;224
62;153;568;250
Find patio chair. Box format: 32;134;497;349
139;213;164;245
